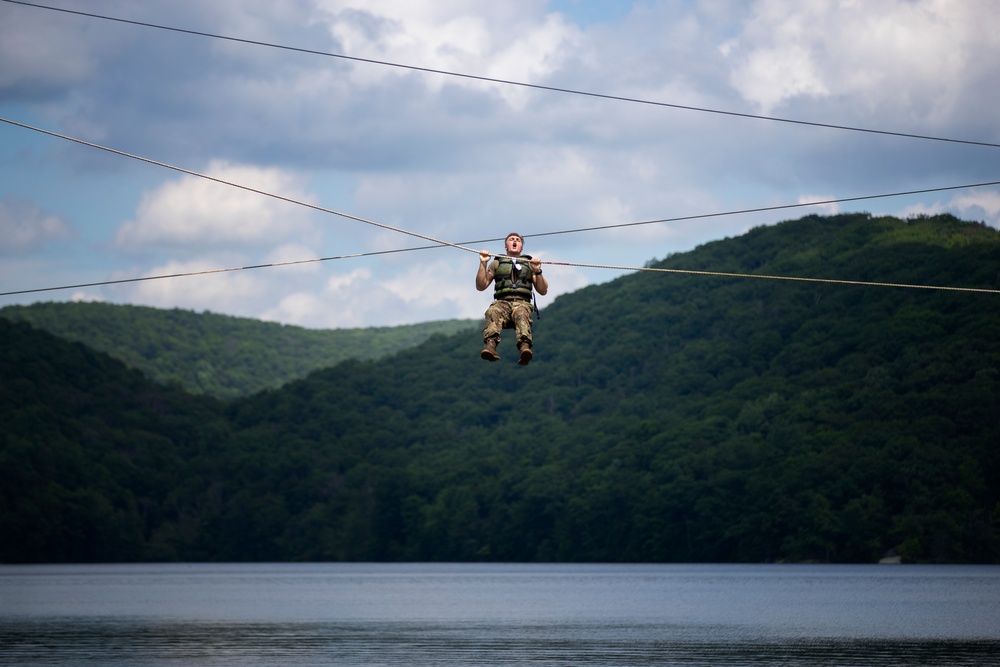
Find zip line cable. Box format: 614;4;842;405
2;116;999;298
3;0;999;150
5;245;998;297
548;261;1000;295
0;117;475;255
0;246;465;298
525;182;1000;239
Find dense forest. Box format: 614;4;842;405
0;303;476;399
2;213;999;564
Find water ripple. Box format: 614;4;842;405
2;619;998;666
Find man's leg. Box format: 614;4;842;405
481;301;511;361
511;301;534;365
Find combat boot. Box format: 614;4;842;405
480;337;500;362
517;341;533;366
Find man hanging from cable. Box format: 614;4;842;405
476;232;548;365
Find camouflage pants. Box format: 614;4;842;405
483;299;533;346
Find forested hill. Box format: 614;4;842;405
3;212;999;565
1;319;227;563
0;302;476;399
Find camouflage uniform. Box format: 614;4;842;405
483;255;536;350
483;298;534;347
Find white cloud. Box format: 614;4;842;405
797;194;839;217
0;195;72;255
260;289;334;327
320;0;580;106
111;256;269;313
725;42;828;113
255;252;587;329
70;292;104;303
900;190;1000;228
950;191;1000;223
263;243;326;271
115;162;321;252
261;266;402;328
721;0;996;119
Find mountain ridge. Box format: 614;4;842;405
0;302;477;399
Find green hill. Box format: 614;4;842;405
2;212;999;564
0;319;228;563
0;302;476;399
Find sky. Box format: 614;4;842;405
1;0;998;329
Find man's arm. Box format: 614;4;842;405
529;257;548;296
476;250;495;291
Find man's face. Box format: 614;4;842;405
506;235;523;255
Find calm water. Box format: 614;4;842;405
1;563;998;666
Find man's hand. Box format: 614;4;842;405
529;256;548;295
476;250;494;291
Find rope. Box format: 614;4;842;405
5;252;996;298
3;0;999;150
2;116;999;298
526;182;1000;239
0;252;381;298
544;261;1000;295
0;244;494;297
0;117;475;256
5;114;1000;250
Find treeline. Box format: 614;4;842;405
0;302;476;399
2;213;999;564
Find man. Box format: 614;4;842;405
476;232;548;365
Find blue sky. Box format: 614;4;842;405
548;0;634;26
2;0;998;328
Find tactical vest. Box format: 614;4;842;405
493;255;534;300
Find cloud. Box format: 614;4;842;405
256;251;588;329
900;190;1000;227
721;0;997;122
950;191;1000;222
0;4;97;99
0;195;73;255
6;0;583;170
797;194;839;217
115;161;321;252
322;0;580;98
263;266;380;328
108;254;279;315
71;292;105;303
263;257;483;329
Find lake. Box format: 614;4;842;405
1;563;998;665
